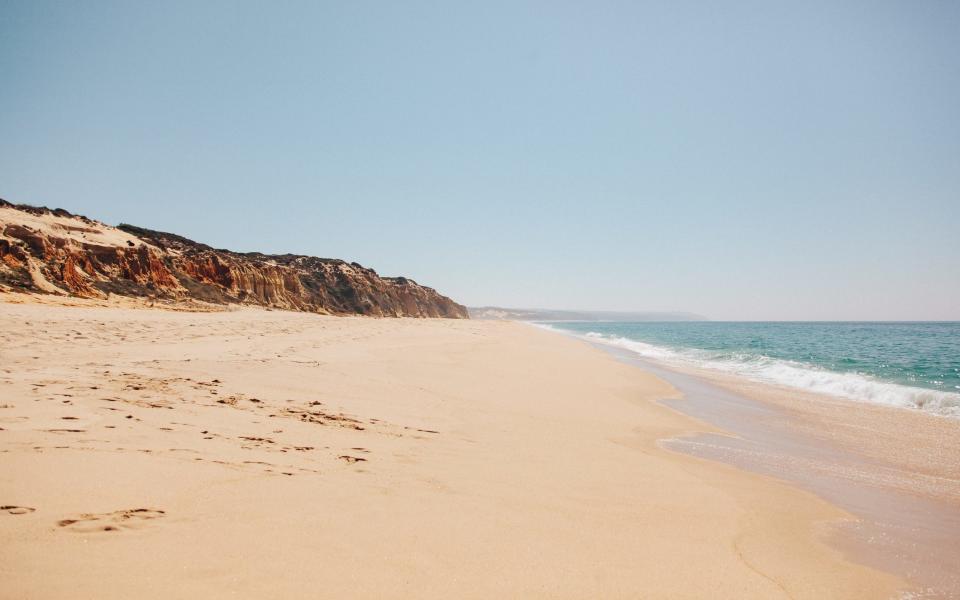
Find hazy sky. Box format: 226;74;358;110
1;1;958;320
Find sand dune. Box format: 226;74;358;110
0;300;903;598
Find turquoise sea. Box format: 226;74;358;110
542;321;960;418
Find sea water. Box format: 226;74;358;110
541;321;960;418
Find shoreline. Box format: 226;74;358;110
2;301;906;598
558;327;960;597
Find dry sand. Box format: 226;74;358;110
0;300;906;598
0;206;150;251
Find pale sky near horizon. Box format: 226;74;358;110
1;1;958;320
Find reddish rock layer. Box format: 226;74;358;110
0;199;467;318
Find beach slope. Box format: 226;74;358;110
0;301;902;598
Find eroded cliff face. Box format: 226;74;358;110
0;199;468;318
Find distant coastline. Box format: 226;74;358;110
468;306;708;322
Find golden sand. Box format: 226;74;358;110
0;301;903;598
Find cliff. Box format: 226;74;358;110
0;199;468;318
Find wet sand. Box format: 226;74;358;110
0;300;905;598
586;340;960;598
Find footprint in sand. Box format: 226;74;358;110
1;505;36;515
338;455;367;464
57;508;166;533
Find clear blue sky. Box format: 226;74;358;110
1;1;958;320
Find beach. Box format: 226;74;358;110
4;1;956;597
0;299;910;599
605;351;960;597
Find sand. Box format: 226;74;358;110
0;206;151;251
634;359;960;597
0;301;905;599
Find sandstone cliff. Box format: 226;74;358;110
0;199;468;318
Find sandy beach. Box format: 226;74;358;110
4;1;957;596
611;352;960;597
0;299;907;599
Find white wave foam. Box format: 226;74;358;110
538;325;960;418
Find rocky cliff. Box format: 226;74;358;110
0;199;468;318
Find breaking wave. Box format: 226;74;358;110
542;327;960;418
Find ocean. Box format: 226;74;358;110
540;321;960;418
